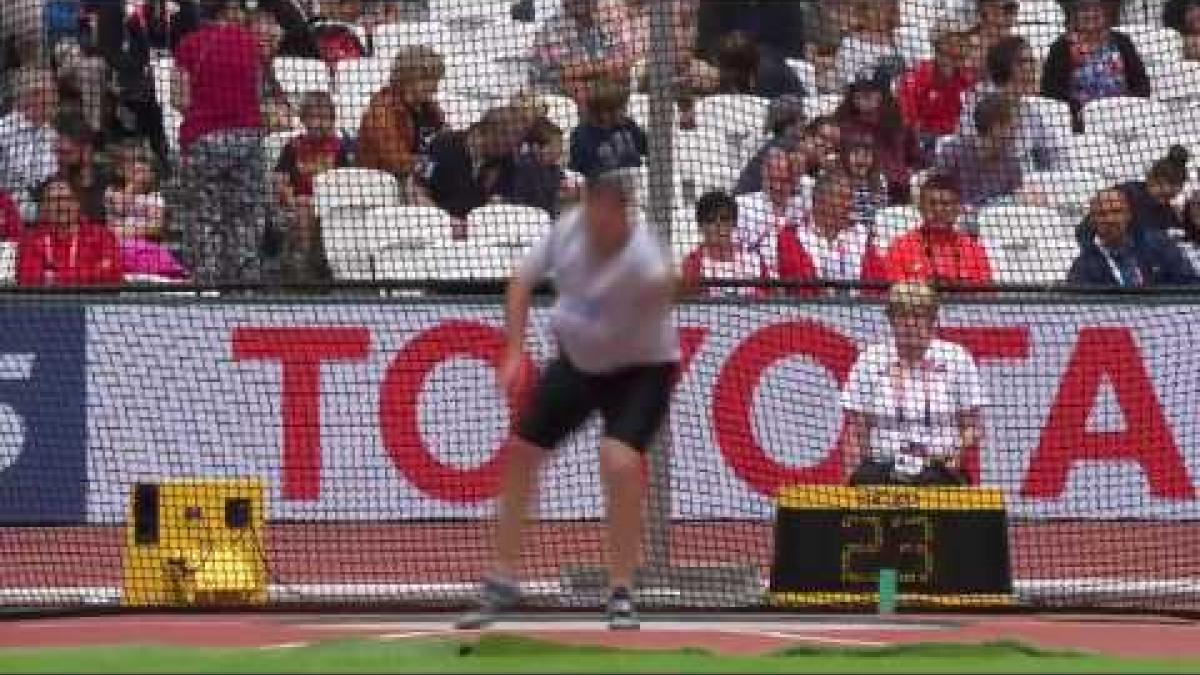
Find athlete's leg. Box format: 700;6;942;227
598;438;645;591
492;437;548;579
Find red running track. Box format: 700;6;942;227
3;521;1200;601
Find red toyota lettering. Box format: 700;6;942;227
379;321;535;503
711;321;858;495
232;327;371;501
1023;327;1193;499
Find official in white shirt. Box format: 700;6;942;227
840;282;986;485
459;169;678;631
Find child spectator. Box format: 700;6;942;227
682;190;768;297
510;117;570;217
835;74;923;203
569;77;648;179
105;142;187;280
840;132;891;233
17;177;123;286
274;91;349;284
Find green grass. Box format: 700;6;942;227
2;636;1200;674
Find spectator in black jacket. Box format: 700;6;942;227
1077;146;1197;244
1068;187;1197;286
511;117;570;216
569;77;647;179
1041;0;1150;132
712;31;805;99
695;0;809;62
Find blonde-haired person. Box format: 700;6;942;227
358;44;446;186
840;283;986;486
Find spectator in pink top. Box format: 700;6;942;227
171;0;267;283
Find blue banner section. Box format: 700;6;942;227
0;307;87;524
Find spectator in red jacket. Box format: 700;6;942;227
884;172;993;285
780;169;888;296
682;190;769;297
17;178;123;287
896;19;977;156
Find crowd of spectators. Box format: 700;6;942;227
0;0;1196;290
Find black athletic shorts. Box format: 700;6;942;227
516;355;678;453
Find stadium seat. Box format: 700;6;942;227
466;204;553;247
675;127;746;194
273;57;332;106
627;93;650;130
785;58;817;95
1020;170;1111;218
151;56;175;110
328;205;457;280
312;168;402;220
806;93;843;119
894;25;933;64
1115;25;1184;70
873;205;921;250
371;22;450;60
1072;136;1172;182
694;95;771;139
986;235;1078;285
469;20;540;59
1018;0;1066;26
976;205;1072;243
333;57;391;135
540;94;580;137
1020;95;1074;142
263;130;303;173
1152;62;1200;108
1082;96;1171;141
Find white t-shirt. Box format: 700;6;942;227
518;207;680;373
841;338;986;461
795;223;873;283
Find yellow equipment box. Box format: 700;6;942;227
121;478;268;607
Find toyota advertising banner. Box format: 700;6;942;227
0;301;1197;524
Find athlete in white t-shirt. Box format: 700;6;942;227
458;170;679;631
840;282;986;485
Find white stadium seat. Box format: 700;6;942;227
1018;0;1066;26
1013;23;1061;61
873;205;921;250
694;95;771;139
313;168;402;218
263;130;303;173
326;205;457;280
1082;96;1172;141
334;57;392;135
893;25;933;64
986;235;1078;285
806;93;843;119
466;204;553;247
976;205;1073;242
1020;170;1111;218
273;57;331;106
371;22;450;60
1021;95;1075;143
785;58;817;95
439;93;492;130
1116;25;1184;70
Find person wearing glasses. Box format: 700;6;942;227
840;282;985;486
